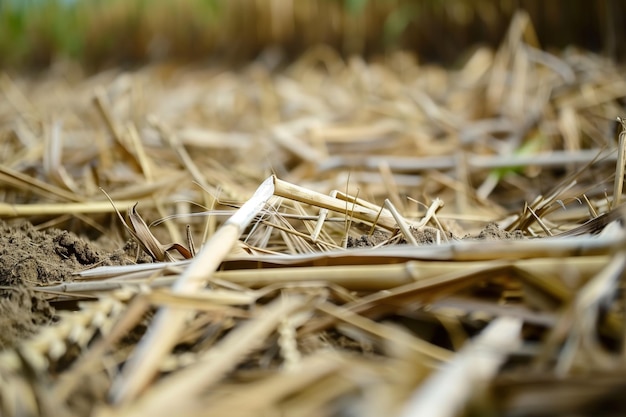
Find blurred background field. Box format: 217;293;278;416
1;0;625;71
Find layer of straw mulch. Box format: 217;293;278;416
2;12;626;417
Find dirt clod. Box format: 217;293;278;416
475;223;525;241
53;231;101;265
409;227;457;245
347;230;391;248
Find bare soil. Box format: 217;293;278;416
0;221;138;349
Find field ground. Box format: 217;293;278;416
1;11;626;417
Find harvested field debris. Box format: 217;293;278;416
1;9;626;417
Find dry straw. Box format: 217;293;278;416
1;9;626;417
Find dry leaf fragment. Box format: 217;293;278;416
102;189;192;261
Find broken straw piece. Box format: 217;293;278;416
109;176;276;404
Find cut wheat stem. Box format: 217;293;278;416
110;176;276;404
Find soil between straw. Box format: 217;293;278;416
347;222;523;247
0;219;519;350
0;220;138;349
